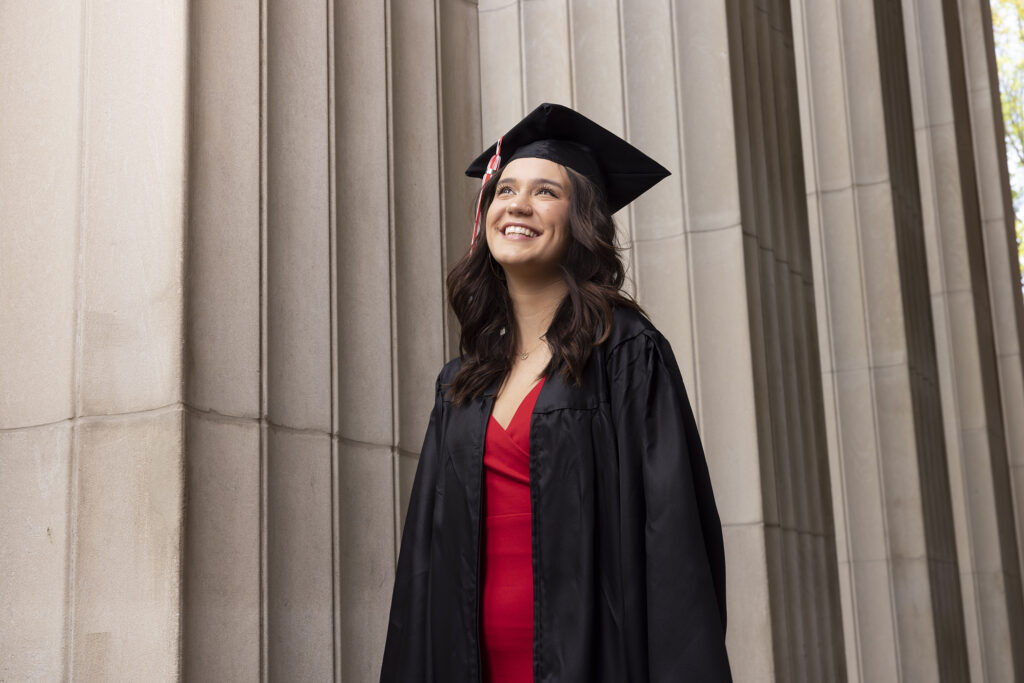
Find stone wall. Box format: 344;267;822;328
2;0;1023;681
1;1;187;680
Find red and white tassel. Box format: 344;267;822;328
470;135;504;251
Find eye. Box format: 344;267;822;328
496;185;514;195
537;187;558;197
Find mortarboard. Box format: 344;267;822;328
465;102;671;249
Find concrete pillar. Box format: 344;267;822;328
0;1;188;680
183;2;262;681
182;1;480;680
0;3;81;678
791;0;971;678
956;0;1024;609
900;0;1024;678
68;0;189;675
724;1;847;679
263;1;338;678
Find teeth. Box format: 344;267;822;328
504;225;538;238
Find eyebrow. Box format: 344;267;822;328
497;177;566;190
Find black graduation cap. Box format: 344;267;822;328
465;103;671;215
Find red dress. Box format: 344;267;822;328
481;377;545;683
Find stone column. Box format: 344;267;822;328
183;1;480;680
900;0;1024;677
956;0;1024;602
0;5;81;679
183;2;262;680
791;0;970;678
723;1;847;679
0;1;188;680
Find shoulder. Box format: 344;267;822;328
438;356;462;382
598;306;686;389
435;357;463;397
600;305;666;357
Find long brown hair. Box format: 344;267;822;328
445;166;645;404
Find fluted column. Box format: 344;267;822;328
791;0;970;678
956;0;1024;606
1;1;188;680
0;4;82;678
899;0;1024;678
724;1;847;679
183;1;480;680
183;2;262;681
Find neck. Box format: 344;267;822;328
505;272;568;346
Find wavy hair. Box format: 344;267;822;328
444;165;645;404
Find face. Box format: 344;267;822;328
485;157;572;277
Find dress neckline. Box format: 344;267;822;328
490;377;545;433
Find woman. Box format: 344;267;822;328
381;103;732;682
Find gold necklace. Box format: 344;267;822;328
517;335;546;361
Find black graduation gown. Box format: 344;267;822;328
380;306;732;682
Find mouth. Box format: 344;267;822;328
501;223;541;239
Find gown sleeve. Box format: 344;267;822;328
608;330;732;682
380;371;446;683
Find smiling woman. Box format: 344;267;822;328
486;157;572;275
380;103;732;683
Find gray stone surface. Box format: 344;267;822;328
0;2;80;430
186;0;262;420
391;0;449;452
266;0;333;435
676;0;742;235
267;427;334;681
77;1;186;418
2;2;189;681
337;442;397;682
438;0;484;356
478;0;524;142
569;1;625;127
520;0;572;107
792;0;978;678
722;522;773;683
0;424;71;681
902;0;1024;674
689;227;762;525
622;1;684;244
71;411;184;681
332;0;394;448
958;0;1024;600
183;414;260;682
722;2;848;678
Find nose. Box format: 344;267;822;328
508;196;532;214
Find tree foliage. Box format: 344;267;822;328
991;0;1024;288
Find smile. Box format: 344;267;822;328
502;224;539;239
